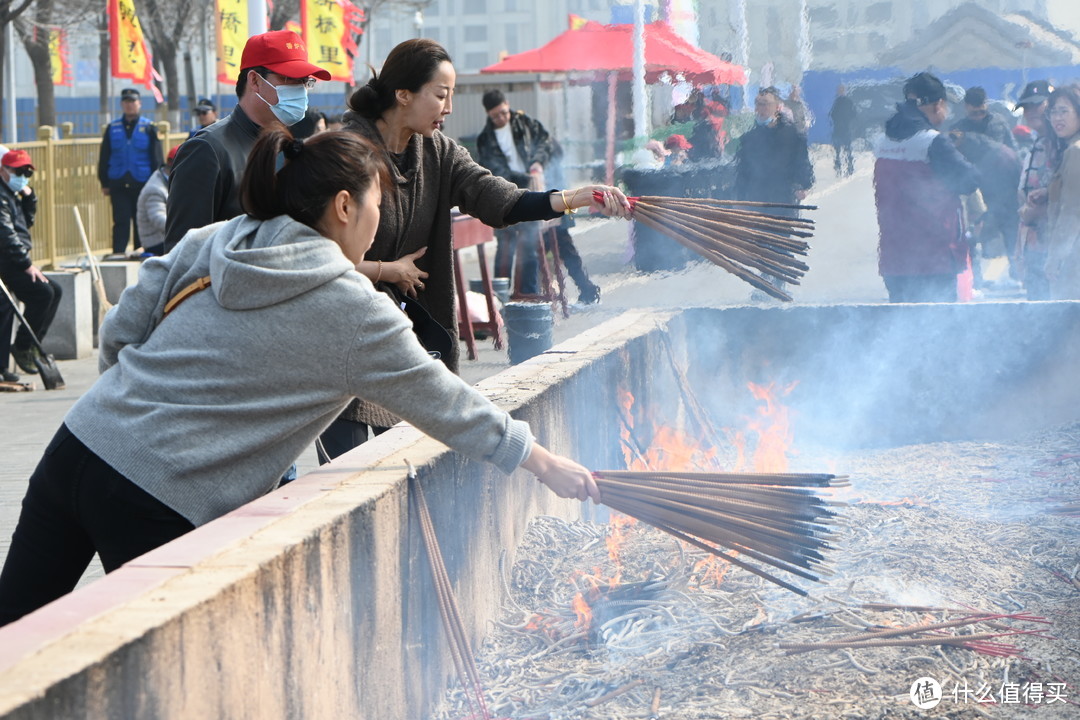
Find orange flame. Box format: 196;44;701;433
604;513;638;587
693;555;732;587
571;592;593;631
739;381;799;472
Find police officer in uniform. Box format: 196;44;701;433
97;88;163;254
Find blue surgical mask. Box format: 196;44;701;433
5;175;28;194
755;115;773;127
257;77;309;126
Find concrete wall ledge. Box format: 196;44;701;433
0;310;666;720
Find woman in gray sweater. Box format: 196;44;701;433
0;127;600;627
330;38;631;456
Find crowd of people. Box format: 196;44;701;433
0;31;634;626
5;26;1080;626
872;72;1080;302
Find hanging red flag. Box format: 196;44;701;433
107;0;155;93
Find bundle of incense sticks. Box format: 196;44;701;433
591;470;848;596
601;192;816;301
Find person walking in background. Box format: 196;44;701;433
1016;80;1055;300
735;86;813;297
874;72;979;303
97;88;163;255
785;85;811;136
136;145;181;256
0;150;62;378
1044;84;1080;299
829;84;857;177
949;130;1022;286
164;31;331;252
0;127;603;627
476;89;601;304
953;86;1016;150
188;99;218;139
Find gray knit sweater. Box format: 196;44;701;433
65;215;532;526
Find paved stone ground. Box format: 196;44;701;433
0;148;1023;589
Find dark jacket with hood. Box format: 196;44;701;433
476;109;554;188
0;182;36;273
874;100;979;277
164;104;261;251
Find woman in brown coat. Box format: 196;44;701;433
1046;84;1080;299
322;39;631;457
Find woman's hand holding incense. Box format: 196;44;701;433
521;443;602;503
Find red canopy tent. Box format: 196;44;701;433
481;21;745;182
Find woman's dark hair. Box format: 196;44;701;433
347;39;452;120
241;125;390;229
1048;84;1080;167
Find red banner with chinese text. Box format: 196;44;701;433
301;0;364;83
108;0;154;90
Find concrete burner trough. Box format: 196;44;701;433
0;302;1077;719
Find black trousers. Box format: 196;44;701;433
0;298;13;372
0;425;195;626
550;226;597;295
317;418;390;464
108;180;145;254
883;274;958;303
0;266;62;350
494;223;541;295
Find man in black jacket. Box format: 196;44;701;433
164;31;330;251
0;150;61;380
735;87;814;297
476;90;600;303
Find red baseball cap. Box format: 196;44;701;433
664;134;693;151
167;144;182;163
240;31;331;81
1;149;34;170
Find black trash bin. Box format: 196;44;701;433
619;159;736;272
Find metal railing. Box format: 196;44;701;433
15;123;186;269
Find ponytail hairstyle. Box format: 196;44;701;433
348;39;453;120
241;125;390;229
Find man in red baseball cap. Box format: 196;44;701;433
0;148;62;380
165;31;331;251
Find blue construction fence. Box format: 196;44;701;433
4;91;353;141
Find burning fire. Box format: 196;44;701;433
734;381;799;473
571;592;593;631
605;513;637;587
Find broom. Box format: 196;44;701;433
590;470;848;596
599;192;815;301
73;206;112;326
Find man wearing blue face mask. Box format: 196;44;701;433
0;149;62;380
164;31;330;251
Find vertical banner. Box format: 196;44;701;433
40;27;72;86
301;0;364;83
216;0;249;84
107;0;154;90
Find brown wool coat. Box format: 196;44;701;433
342;114;525;426
1047;137;1080;299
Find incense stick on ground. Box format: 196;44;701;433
591;470;847;595
603;192;816;300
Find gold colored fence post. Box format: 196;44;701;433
37;125;58;268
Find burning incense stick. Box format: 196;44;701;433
600;192;815;300
591;470;847;595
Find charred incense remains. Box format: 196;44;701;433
602;192;815;301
